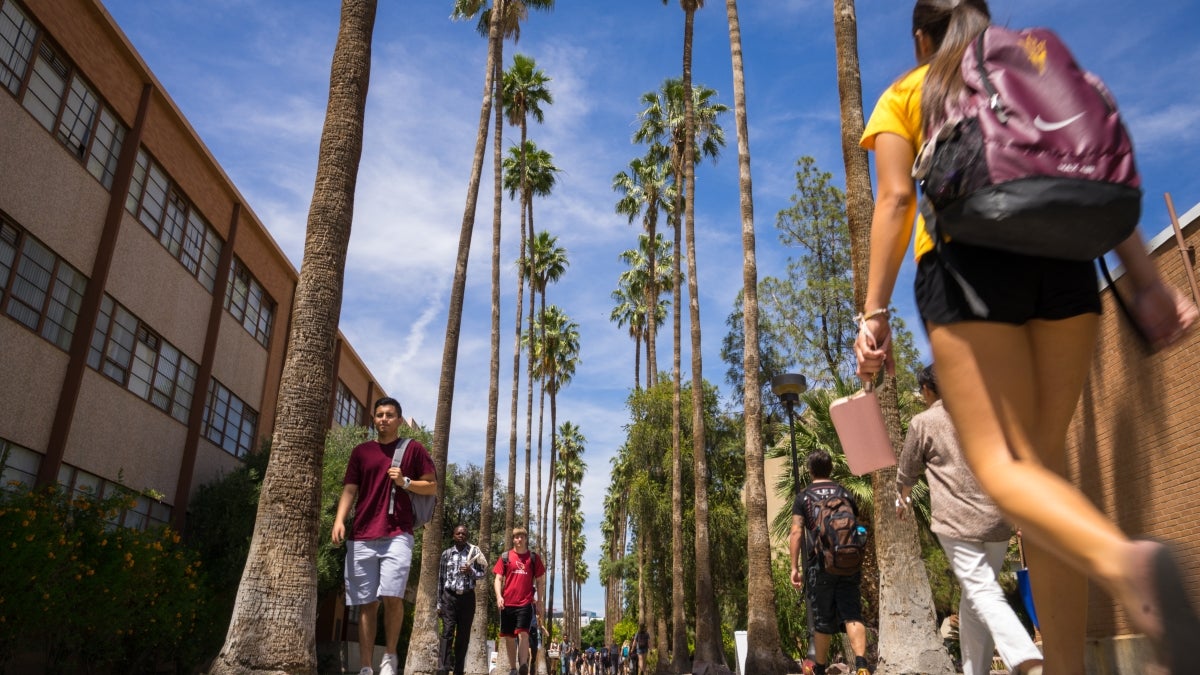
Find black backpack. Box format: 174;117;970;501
501;549;541;574
811;493;867;576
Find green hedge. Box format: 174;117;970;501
0;484;219;673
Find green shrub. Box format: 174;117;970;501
0;484;218;673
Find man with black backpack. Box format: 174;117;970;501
493;527;546;675
790;449;871;675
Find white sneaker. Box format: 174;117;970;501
379;653;398;675
358;668;373;675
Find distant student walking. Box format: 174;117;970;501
898;365;1042;674
437;524;487;675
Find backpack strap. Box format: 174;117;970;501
386;438;413;516
1098;256;1151;348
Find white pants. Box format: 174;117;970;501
938;536;1042;675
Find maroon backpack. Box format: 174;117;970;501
915;26;1140;261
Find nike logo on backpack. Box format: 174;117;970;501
1033;111;1085;132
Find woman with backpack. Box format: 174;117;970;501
855;1;1199;673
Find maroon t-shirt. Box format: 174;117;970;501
492;549;545;607
344;438;435;540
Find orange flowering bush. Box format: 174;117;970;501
0;485;218;673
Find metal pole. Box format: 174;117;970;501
786;401;818;668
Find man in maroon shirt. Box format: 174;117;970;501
333;397;437;675
493;527;546;675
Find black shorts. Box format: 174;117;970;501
914;242;1101;326
809;570;864;634
500;604;533;637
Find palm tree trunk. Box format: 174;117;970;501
670;201;688;672
832;1;953;672
725;1;795;672
404;3;504;673
469;9;508;673
680;6;724;669
209;3;375;673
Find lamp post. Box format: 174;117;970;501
770;373;807;491
771;372;815;671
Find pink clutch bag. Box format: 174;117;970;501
829;388;896;476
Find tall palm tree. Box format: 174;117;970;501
524;231;567;546
636;74;728;671
555;421;586;643
721;0;794;672
530;305;578;647
449;3;552;673
209;3;377;673
500;53;553;544
613;153;673;387
502;141;560;543
398;3;517;673
831;1;952;671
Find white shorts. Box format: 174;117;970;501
344;534;414;606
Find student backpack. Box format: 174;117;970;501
914;25;1140;261
810;492;867;576
388;438;437;530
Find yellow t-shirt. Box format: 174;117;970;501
860;65;932;260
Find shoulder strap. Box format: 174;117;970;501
389;438;413;469
386;439;414;516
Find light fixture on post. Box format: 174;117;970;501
770;371;814;670
770;373;808;490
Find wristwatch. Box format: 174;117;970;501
402;476;412;490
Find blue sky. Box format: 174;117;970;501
100;0;1200;618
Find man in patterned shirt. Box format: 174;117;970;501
437;524;487;675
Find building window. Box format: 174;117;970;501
224;257;274;348
0;0;36;96
0;439;40;492
55;462;171;530
0;215;87;351
203;380;258;459
125;149;224;292
334;381;365;428
87;294;199;424
0;4;127;190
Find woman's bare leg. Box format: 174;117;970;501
927;317;1167;647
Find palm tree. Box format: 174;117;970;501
524;231;567;546
448;3;553;673
831;1;953;671
613;153;673;387
209;3;377;673
555;421;586;642
397;3;516;673
720;0;795;672
529;305;578;648
500;53;554;544
636;74;728;671
611;234;673;390
502;140;559;543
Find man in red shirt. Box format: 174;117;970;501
333;397;437;675
492;527;546;675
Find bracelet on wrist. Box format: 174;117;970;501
855;307;890;323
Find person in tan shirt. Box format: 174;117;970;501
898;365;1042;675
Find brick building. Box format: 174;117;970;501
1072;200;1200;669
0;0;381;534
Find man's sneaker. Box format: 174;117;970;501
379;653;398;675
358;668;373;675
518;665;529;675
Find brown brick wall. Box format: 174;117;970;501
1067;207;1200;639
